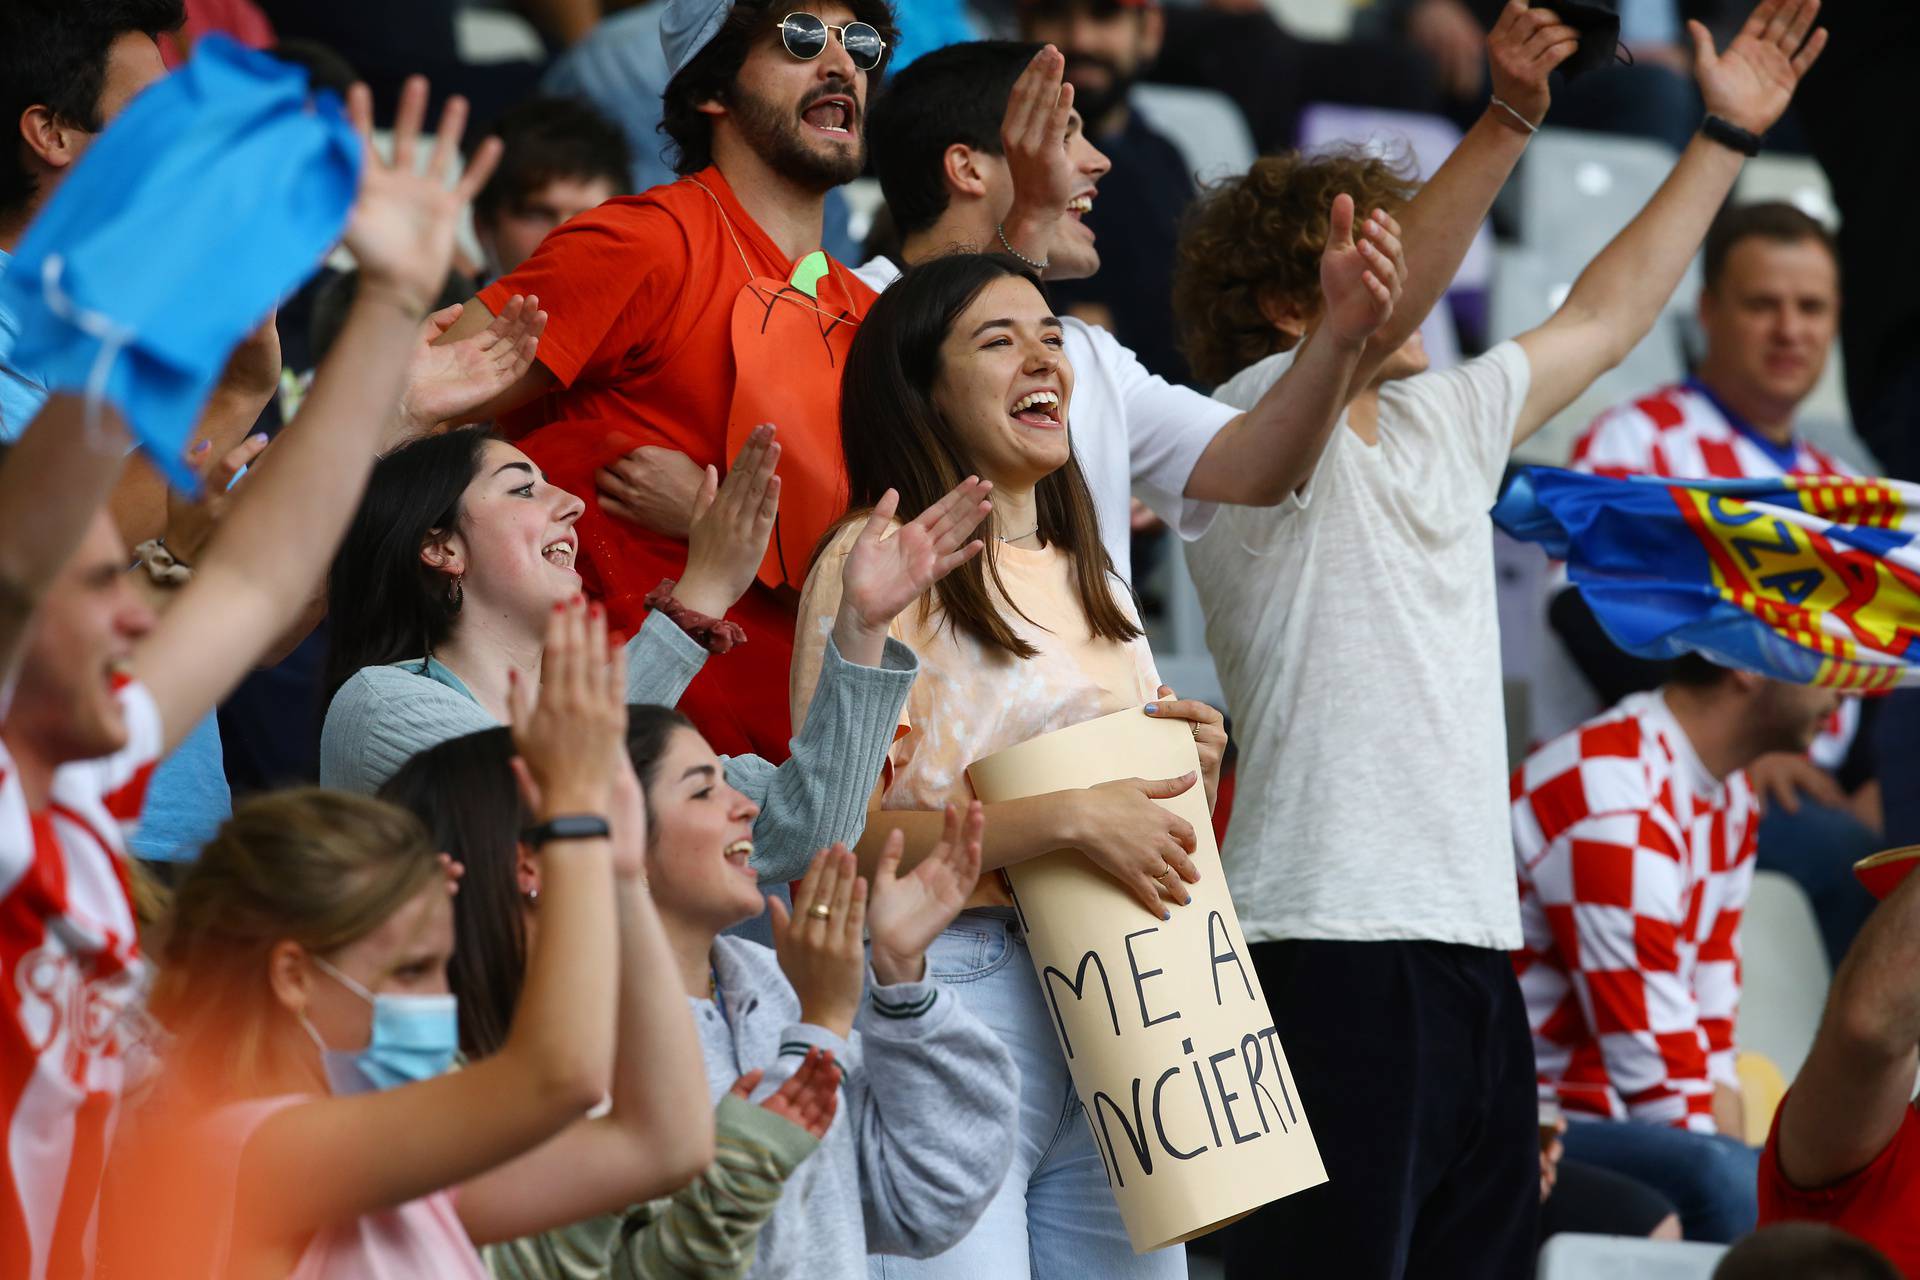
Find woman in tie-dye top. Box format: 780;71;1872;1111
790;254;1226;1280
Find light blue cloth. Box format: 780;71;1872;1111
0;248;51;441
871;914;1190;1279
887;0;982;71
0;35;359;490
128;713;232;863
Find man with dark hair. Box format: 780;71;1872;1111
470;96;631;279
433;0;897;763
1715;1224;1902;1280
1512;654;1838;1242
1553;199;1878;971
857;41;1406;589
1013;0;1193;385
0;0;184;438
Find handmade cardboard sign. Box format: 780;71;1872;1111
968;708;1327;1253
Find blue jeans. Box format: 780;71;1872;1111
871;911;1187;1280
1758;798;1880;969
1558;1120;1758;1243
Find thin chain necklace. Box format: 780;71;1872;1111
997;526;1040;543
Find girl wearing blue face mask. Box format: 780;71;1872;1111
101;598;715;1279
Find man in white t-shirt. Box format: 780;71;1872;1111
1174;3;1825;1274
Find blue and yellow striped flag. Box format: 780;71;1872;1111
1494;468;1920;689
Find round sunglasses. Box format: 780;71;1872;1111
779;12;887;72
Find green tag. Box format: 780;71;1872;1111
789;250;830;299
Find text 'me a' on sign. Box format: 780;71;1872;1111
968;707;1326;1253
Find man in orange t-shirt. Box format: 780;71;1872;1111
443;0;897;761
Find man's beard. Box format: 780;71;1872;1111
728;78;865;193
1062;53;1134;133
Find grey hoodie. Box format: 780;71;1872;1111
695;935;1019;1279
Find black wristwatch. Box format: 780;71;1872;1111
1701;114;1761;156
522;814;613;845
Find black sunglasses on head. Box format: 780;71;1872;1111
779;12;886;71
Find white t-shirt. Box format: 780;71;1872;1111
855;256;1232;584
1185;342;1530;950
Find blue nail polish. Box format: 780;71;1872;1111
1144;704;1157;714
1162;909;1171;921
1185;895;1193;905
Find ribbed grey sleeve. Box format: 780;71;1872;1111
726;635;917;886
844;971;1017;1258
624;608;709;707
319;668;501;795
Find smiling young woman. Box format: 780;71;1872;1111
791;253;1226;1278
320;419;990;904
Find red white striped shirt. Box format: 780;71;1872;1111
1569;378;1860;769
0;680;160;1280
1511;690;1757;1134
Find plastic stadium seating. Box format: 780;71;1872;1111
1133;84;1259;185
1537;1234;1727;1279
1738;871;1831;1088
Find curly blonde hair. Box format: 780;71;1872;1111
1173;149;1420;388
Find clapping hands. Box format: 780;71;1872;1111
1317;195;1404;346
867;803;985;986
769;845;868;1039
508;596;628;822
676;424;781;618
397;294;548;438
832;477;992;665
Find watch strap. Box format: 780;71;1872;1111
1701;114;1761;156
522;814;613;845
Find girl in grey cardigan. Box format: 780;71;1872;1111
321;423;993;887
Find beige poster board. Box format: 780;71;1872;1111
968;708;1327;1253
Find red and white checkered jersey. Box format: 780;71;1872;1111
1569;379;1860;770
1511;690;1757;1134
0;680;160;1280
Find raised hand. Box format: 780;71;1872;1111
999;45;1078;270
1318;195;1403;345
736;1050;842;1140
508;596;628;820
675;424;780;617
1486;0;1580;129
868;803;985;985
1072;773;1202;919
839;478;991;634
342;76;503;316
397;294;547;438
767;845;868;1039
1692;0;1826;136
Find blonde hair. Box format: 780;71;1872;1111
147;788;443;1104
1173;148;1420;388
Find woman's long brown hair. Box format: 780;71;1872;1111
837;253;1140;659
